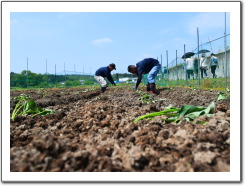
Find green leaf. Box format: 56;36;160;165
11;94;55;120
134;102;216;124
217;92;227;100
36;107;44;112
134;108;179;122
204;102;215;114
11;94;32;120
39;109;55;116
23;99;36;112
32;109;55;117
185;110;205;120
184;102;215;121
162;118;176;123
178;105;205;117
199;121;207;125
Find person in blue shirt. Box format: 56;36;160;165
210;53;219;78
127;58;161;94
94;63;116;93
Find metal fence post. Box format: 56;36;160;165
46;59;48;89
224;12;228;88
26;57;28;89
184;45;188;86
176;50;178;86
55;64;57;88
161;54;163;85
64;62;67;88
197;27;200;87
166;50;169;86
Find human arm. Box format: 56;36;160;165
107;73;116;85
134;73;142;89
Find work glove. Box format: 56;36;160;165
133;86;137;90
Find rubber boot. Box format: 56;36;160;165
100;87;106;93
149;83;157;94
146;83;150;91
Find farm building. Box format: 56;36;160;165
119;77;138;83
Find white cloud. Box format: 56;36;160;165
91;38;113;46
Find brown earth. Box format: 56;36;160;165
10;86;230;172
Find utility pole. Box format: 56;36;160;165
64;62;66;88
46;59;48;88
184;44;188;86
197;28;200;87
26;57;28;88
176;50;178;86
55;64;57;88
166;50;169;85
224;12;228;88
161;54;163;85
208;37;213;53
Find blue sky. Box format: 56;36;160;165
10;10;230;75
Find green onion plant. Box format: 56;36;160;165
134;102;215;124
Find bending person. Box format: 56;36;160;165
94;63;116;93
128;58;161;94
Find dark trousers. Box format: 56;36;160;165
200;68;208;78
186;70;194;80
211;65;217;78
193;69;198;79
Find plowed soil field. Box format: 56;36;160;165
10;86;230;172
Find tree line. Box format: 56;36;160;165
10;70;134;88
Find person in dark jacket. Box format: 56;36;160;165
127;58;161;94
94;63;116;93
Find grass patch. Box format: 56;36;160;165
157;77;230;91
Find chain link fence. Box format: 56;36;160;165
143;34;230;88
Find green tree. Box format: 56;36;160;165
21;70;36;76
